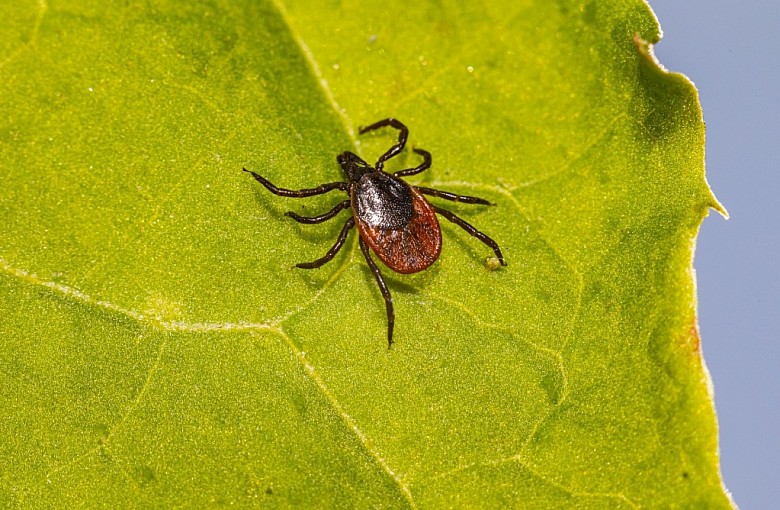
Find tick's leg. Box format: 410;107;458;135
394;148;431;178
359;237;395;348
286;200;351;224
418;187;492;205
295;218;355;269
432;206;506;266
243;168;348;197
358;118;408;172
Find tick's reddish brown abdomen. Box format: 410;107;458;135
352;173;442;274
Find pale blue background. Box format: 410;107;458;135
649;1;780;508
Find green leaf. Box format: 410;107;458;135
0;0;731;507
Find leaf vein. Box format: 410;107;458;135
0;256;279;333
514;112;628;189
0;0;47;72
272;328;417;508
430;455;639;509
3;255;414;505
268;0;356;141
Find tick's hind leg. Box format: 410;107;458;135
295;218;354;269
286;200;350;224
432;206;506;266
358;118;409;172
359;237;395;348
417;187;492;205
243;168;348;197
394;148;431;178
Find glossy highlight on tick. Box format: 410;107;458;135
243;118;506;347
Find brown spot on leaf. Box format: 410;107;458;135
681;316;701;356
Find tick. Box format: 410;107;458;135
244;118;506;347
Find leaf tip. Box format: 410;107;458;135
712;205;729;220
710;198;729;220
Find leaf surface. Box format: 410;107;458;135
0;0;731;507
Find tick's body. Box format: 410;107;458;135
351;167;442;274
244;118;505;347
